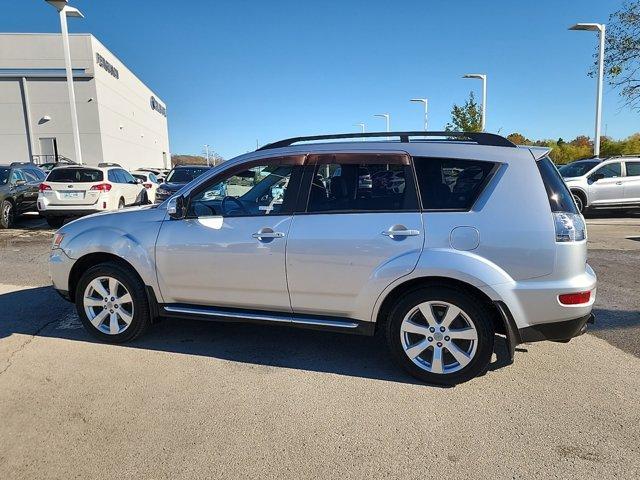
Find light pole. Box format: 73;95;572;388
374;113;390;139
569;23;606;157
353;123;365;140
463;74;487;131
45;1;84;165
410;98;428;130
204;144;210;166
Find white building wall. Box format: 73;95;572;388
91;37;170;170
0;33;169;170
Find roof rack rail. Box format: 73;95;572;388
257;131;516;151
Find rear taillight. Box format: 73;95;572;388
143;183;152;189
553;212;586;242
90;183;112;192
559;291;591;305
39;183;51;192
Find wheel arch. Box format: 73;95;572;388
569;187;588;207
68;253;143;303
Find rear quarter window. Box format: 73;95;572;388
47;168;104;183
413;157;497;210
536;156;578;213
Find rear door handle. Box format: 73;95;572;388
381;228;420;238
615;181;623;185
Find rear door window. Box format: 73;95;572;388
413;157;496;210
305;156;418;213
625;162;640;177
47;168;104;183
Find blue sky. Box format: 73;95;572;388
5;0;637;159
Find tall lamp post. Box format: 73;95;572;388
353;123;365;140
204;144;210;166
569;23;606;157
374;113;390;139
462;73;487;131
410;98;428;130
45;1;84;165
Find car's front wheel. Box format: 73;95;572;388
572;191;585;214
384;287;494;385
75;262;150;343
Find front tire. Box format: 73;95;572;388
572;191;585;214
0;200;15;229
75;262;150;343
384;287;495;385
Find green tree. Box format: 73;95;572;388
598;1;640;110
445;92;482;132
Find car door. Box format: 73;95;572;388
8;169;30;213
588;162;624;205
19;168;43;212
155;156;304;311
623;161;640;204
285;152;424;320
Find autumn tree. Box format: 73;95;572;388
598;1;640;110
506;133;530;145
445;92;483;132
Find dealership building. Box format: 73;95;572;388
0;33;170;170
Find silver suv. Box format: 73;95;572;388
49;132;596;385
559;156;640;213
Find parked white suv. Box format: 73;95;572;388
559;156;640;213
39;165;147;228
49;132;596;385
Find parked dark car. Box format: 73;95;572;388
155;165;211;203
0;162;47;228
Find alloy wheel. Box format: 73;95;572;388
573;194;584;213
2;202;13;227
400;301;478;374
83;276;134;335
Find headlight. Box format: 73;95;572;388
553;212;586;242
52;232;65;249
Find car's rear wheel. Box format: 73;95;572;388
118;198;125;209
0;200;15;229
384;287;494;385
46;217;65;229
75;262;150;343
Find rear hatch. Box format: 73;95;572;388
42;167;105;206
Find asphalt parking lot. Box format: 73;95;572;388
1;212;639;479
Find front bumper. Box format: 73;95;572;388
519;312;595;343
50;248;75;295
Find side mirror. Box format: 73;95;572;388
168;195;186;220
590;172;605;182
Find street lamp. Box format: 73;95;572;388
45;1;84;165
410;98;428;130
353;123;365;140
204;144;210;166
462;73;487;131
374;113;390;140
569;22;606;157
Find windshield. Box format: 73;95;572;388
0;168;9;185
166;167;208;183
46;168;104;183
559;161;599;178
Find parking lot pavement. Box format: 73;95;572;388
1;213;639;478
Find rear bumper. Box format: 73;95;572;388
519;312;595;343
40;209;102;218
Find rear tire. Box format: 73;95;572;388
46;217;65;229
118;198;125;209
75;262;150;343
384;287;494;385
0;200;15;229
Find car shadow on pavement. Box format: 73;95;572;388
0;285;593;385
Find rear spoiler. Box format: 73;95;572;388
516;145;551;160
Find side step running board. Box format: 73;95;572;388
160;304;375;336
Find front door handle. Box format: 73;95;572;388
615;181;623;185
252;228;285;241
381;225;420;239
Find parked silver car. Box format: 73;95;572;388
559;156;640;213
49;132;596;385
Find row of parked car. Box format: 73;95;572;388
0;161;211;229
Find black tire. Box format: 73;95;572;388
0;200;15;229
384;287;495;385
46;217;65;229
118;198;125;209
572;191;585;214
140;190;149;205
75;262;151;343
